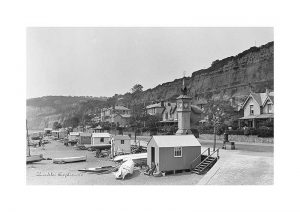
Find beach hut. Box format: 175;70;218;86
68;132;80;141
147;135;201;173
79;132;92;145
52;130;59;138
58;129;68;139
44;128;52;135
111;135;131;156
91;133;111;146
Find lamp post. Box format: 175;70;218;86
212;107;220;152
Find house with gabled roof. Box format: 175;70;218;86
239;89;274;128
100;105;131;125
111;113;131;127
146;102;165;116
161;102;177;123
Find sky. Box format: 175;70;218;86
27;27;273;99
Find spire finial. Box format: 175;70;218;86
181;71;187;95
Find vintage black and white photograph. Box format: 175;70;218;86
26;27;274;185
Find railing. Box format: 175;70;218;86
202;147;211;157
190;147;210;170
190;153;202;170
195;148;219;170
190;147;220;170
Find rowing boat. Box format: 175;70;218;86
26;154;44;164
53;155;87;164
113;153;147;162
78;166;116;173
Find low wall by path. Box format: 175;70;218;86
199;134;274;144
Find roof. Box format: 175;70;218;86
112;113;131;118
239;114;274;119
146;103;163;109
238;115;258;120
92;133;111;138
159;120;178;123
263;95;274;107
80;132;92;137
44;128;52;131
120;114;131;118
113;135;131;140
255;113;274;119
109;105;130;111
150;135;201;147
176;95;192;100
162;102;177;114
69;132;80;136
241;91;274;109
191;105;202;114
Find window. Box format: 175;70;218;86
250;105;254;115
100;137;104;142
267;103;272;113
121;140;124;144
174;147;182;157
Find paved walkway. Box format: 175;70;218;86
198;149;273;185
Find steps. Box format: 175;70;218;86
192;156;218;175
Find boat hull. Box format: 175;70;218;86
53;156;87;164
78;166;116;173
26;154;44;164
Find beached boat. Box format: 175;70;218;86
114;159;134;179
53;155;87;164
26;154;44;164
78;166;117;173
113;153;147;162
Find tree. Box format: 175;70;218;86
202;99;237;151
63;116;80;128
52;121;62;130
131;84;143;94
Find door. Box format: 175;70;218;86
151;147;155;163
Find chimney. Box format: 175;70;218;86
248;83;253;93
265;88;270;95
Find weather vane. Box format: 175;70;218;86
181;71;187;95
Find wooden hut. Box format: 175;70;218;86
111;135;131;156
147;135;201;173
44;128;52;136
91;133;111;146
79;132;92;145
68;132;80;141
52;130;59;138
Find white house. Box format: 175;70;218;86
111;135;131;156
239;89;274;128
91;133;111;146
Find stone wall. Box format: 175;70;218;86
199;134;274;144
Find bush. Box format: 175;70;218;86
199;129;214;134
257;127;274;137
227;129;245;135
243;127;258;136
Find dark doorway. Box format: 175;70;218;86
151;147;155;163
